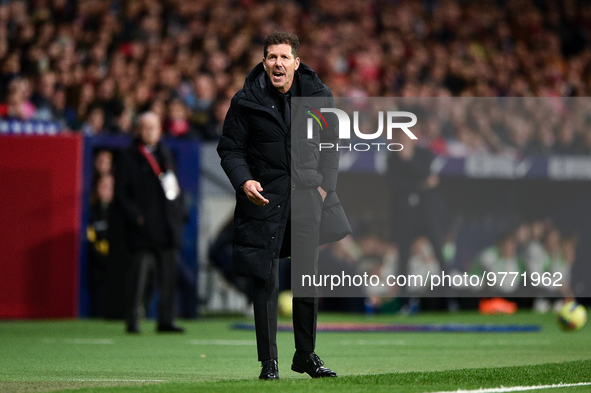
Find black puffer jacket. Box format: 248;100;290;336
217;62;351;279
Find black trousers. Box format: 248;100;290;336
392;196;449;296
126;248;177;327
253;259;319;361
253;187;321;361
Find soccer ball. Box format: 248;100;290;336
278;290;293;317
557;301;587;331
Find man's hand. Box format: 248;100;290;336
398;142;414;161
423;175;440;189
243;180;269;205
317;186;327;202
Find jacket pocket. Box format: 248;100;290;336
314;187;325;205
249;159;268;182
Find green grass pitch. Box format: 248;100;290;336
1;311;590;393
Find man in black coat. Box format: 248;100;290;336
388;136;449;298
115;112;186;334
218;31;350;380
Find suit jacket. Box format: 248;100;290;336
115;139;186;251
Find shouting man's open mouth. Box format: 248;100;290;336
271;70;285;83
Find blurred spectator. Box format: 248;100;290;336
539;227;576;302
0;77;36;120
200;98;231;140
81;106;105;136
51;86;68;128
542;228;564;278
165;98;195;138
30;71;56;121
66;83;96;130
94;149;113;177
525;220;550;276
86;173;115;317
471;232;525;295
95;78;124;133
191;74;217;113
558;233;577;299
407;237;441;295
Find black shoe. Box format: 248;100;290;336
126;324;140;334
259;359;279;380
157;324;185;333
291;352;337;378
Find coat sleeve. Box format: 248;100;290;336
317;91;340;192
217;95;253;191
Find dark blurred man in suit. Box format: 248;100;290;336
388;135;453;311
116;112;186;334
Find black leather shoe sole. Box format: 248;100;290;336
259;374;279;380
291;363;338;378
291;364;306;374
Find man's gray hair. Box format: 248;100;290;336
136;111;160;126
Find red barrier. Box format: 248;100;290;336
0;134;82;318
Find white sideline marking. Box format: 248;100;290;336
430;382;591;393
336;339;552;347
189;339;256;346
71;379;165;382
43;339;113;344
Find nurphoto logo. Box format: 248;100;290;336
306;108;418;151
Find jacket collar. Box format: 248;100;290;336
241;62;326;105
267;70;298;102
133;137;160;151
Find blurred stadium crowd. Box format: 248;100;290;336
2;0;591;154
